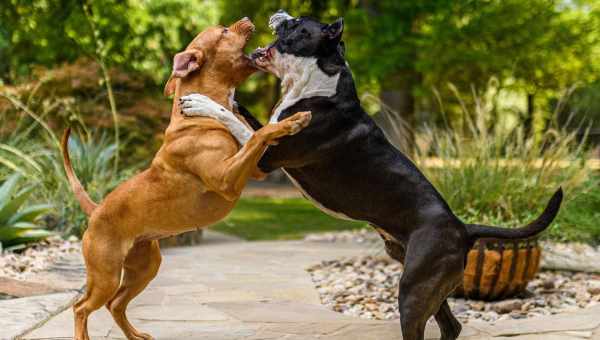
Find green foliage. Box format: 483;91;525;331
2;1;600;127
411;89;597;243
419;0;599;90
0;174;53;249
52;132;124;236
212;197;365;240
0;0;219;83
0;96;129;237
548;177;600;243
218;0;600;127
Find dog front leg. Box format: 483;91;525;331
185;111;311;201
180;94;253;145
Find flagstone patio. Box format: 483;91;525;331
11;232;600;339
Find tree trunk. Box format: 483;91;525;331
525;93;534;136
380;71;418;126
379;70;420;149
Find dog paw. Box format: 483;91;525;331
127;331;154;340
282;111;311;135
180;93;226;118
136;333;155;340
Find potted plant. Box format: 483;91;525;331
454;237;541;300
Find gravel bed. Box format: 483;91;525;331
307;256;600;323
0;236;80;281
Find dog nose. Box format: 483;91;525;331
232;17;255;34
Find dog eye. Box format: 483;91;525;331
223;28;229;34
301;28;308;35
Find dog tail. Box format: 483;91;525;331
464;187;563;241
61;128;98;216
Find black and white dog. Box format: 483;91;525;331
180;10;562;340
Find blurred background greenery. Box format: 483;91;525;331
0;0;598;247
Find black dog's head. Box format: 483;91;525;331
252;10;345;77
271;10;344;58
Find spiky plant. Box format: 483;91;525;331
0;174;53;249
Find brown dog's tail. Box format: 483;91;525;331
61;128;98;216
465;187;563;241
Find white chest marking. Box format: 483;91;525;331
268;53;347;220
270;53;340;124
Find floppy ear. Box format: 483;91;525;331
323;18;344;42
164;49;204;97
164;75;177;97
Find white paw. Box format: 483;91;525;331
180;94;231;119
180;93;253;145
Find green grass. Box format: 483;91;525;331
547;176;600;244
211;197;366;240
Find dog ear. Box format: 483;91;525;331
164;49;205;97
323;18;344;42
164;75;177;97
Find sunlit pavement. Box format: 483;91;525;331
21;234;600;340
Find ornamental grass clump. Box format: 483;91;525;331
411;91;596;243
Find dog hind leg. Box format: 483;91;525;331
434;300;462;340
107;240;161;340
74;230;125;340
397;226;465;340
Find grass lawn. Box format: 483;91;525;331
211;197;367;240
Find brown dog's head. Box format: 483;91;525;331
164;18;256;97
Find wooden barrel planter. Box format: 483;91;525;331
454;238;541;301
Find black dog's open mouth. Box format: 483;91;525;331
250;45;274;70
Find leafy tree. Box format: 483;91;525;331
0;0;218;84
1;0;599;134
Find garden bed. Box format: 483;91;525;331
304;229;600;323
307;256;600;323
0;236;80;281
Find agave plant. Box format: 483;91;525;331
0;173;53;249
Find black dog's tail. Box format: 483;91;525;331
464;187;563;241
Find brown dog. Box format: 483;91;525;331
61;18;311;340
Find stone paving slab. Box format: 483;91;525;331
0;277;61;298
0;251;85;340
19;239;600;340
1;292;79;340
468;305;600;337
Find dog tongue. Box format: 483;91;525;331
269;10;294;31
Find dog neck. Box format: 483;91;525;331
271;54;339;123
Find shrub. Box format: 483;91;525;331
0;94;130;237
0;174;53;250
54;131;122;236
